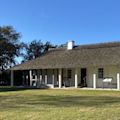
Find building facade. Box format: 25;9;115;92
11;41;120;90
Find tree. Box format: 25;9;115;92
0;26;21;71
24;40;44;60
23;40;55;61
43;41;54;52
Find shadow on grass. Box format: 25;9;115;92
0;83;51;92
0;87;47;92
0;94;120;110
26;95;120;107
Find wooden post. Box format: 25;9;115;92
45;69;47;85
40;69;42;84
75;68;78;88
93;74;96;89
117;73;120;90
29;70;32;86
59;69;62;88
11;70;14;86
52;69;55;88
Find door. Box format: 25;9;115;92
81;68;87;87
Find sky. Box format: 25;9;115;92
0;0;120;46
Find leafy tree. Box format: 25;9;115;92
43;41;54;52
23;40;55;61
0;26;21;71
24;40;44;60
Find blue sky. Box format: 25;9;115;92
0;0;120;46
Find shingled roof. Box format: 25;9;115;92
11;41;120;70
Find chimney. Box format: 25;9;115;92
67;40;75;50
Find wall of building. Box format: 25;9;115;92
37;68;78;87
87;65;118;88
62;68;76;87
29;65;118;88
35;69;58;86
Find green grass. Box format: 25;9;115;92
0;89;120;120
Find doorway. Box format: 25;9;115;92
81;68;87;87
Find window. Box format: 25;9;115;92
98;68;104;78
67;70;72;79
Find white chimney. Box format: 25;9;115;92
67;40;75;50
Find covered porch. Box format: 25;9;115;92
10;65;120;90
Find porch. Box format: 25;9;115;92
10;66;120;90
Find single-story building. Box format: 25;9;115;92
11;41;120;90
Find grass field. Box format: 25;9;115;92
0;88;120;120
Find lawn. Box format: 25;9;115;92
0;88;120;120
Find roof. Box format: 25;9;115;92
11;41;120;70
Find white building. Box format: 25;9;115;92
10;41;120;90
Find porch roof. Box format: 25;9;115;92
11;41;120;70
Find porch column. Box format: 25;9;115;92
29;70;32;86
117;73;120;90
26;75;29;86
93;73;96;89
22;72;25;86
36;70;39;87
40;70;42;84
45;69;47;85
59;69;62;88
10;70;14;86
52;69;55;88
75;68;78;88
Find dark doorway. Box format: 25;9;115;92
14;71;23;86
14;70;30;86
81;68;87;87
22;71;30;86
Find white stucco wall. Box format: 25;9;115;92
37;69;58;86
87;66;118;88
32;65;118;88
62;68;81;87
35;68;80;87
41;69;45;84
62;69;74;86
47;69;52;84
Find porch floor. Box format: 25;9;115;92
52;87;119;91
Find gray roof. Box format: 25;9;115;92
11;41;120;70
